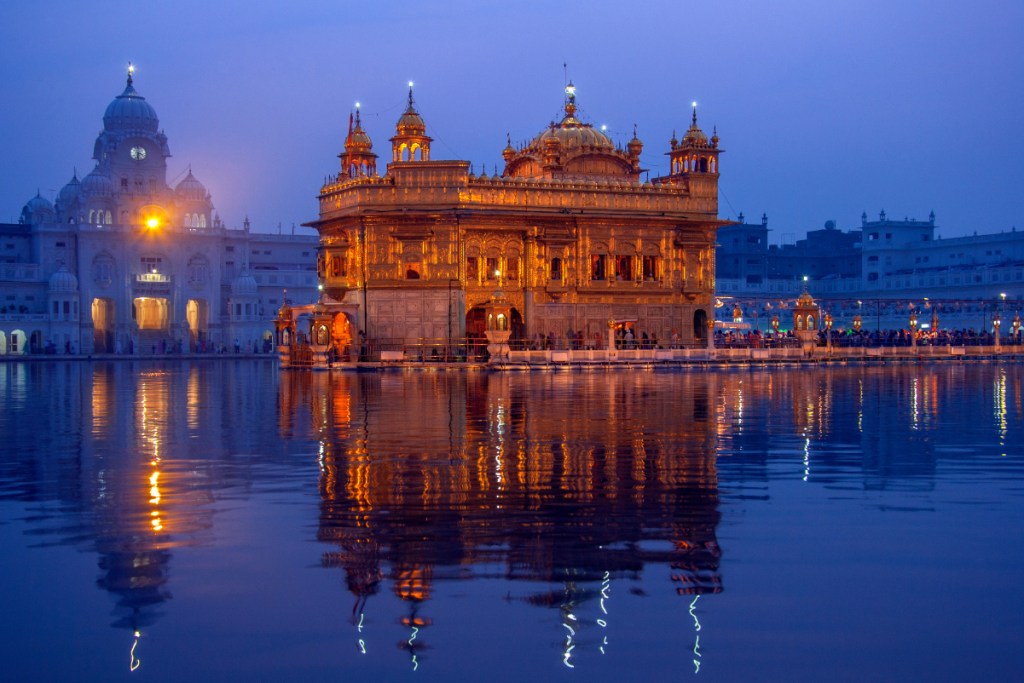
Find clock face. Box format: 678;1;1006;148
130;146;147;161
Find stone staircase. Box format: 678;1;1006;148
137;329;175;355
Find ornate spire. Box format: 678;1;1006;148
127;61;134;87
564;80;577;119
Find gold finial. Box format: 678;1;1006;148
127;61;134;86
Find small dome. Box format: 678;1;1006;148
48;266;79;293
21;192;55;224
175;170;209;202
80;168;114;197
346;110;373;152
796;291;816;307
681;107;708;146
103;71;159;133
231;272;258;295
25;192;55;214
57;172;81;208
395;89;426;135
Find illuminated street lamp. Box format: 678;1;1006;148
852;314;862;333
1013;312;1021;344
771;314;780;335
993;310;1002;350
909;311;918;351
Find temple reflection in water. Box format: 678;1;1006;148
281;370;725;657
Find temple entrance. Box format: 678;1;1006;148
92;298;115;353
466;306;487;338
134;297;169;330
187;299;209;352
332;313;353;360
694;309;708;342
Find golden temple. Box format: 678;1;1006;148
285;82;725;363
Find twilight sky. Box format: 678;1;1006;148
1;0;1020;241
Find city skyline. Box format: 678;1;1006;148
1;0;1020;240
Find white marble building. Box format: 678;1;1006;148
0;68;317;356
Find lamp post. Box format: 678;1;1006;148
824;312;833;353
852;314;862;333
1013;312;1021;346
993;311;1002;350
771;314;780;335
909;311;918;352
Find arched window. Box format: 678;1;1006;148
796;315;804;330
105;210;112;224
184;214;192;228
88;210;95;224
198;214;206;228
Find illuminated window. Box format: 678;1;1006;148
616;255;633;281
642;255;660;281
551;257;562;281
506;255;519;282
590;254;606;280
466;256;478;281
486;257;499;280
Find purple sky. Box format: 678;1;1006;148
1;1;1021;241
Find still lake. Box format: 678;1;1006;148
0;360;1022;682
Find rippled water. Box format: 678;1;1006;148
0;360;1022;681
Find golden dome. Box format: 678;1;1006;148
796;291;816;307
681;107;708;146
504;82;636;180
346;109;373;152
396;88;426;135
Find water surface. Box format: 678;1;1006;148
0;360;1022;681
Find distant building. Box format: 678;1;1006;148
0;68;318;356
298;84;726;355
717;210;1024;308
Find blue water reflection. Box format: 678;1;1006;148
0;361;1022;681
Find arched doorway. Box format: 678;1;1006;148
187;299;209;352
332;313;353;360
30;330;43;354
0;331;7;355
694;309;708;342
92;298;115;353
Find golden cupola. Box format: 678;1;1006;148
339;107;377;178
390;86;432;162
668;104;721;176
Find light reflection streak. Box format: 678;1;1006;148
911;377;920;430
357;612;367;654
408;626;419;670
689;595;702;674
803;431;810;482
129;630;141;672
995;371;1007;453
598;570;611;655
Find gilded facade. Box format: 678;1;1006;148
307;84;725;349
